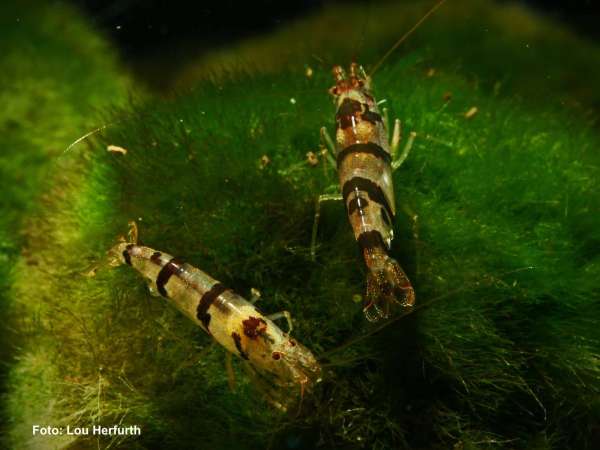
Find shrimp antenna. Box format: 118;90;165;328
351;0;372;63
369;0;448;76
62;108;146;155
63;123;113;154
319;265;535;360
319;283;464;360
311;53;330;69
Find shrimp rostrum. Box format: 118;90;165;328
314;62;416;322
108;225;321;410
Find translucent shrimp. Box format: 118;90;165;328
108;224;320;410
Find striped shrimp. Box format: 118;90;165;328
108;224;320;410
312;0;446;322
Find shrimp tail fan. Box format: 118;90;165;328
364;256;415;322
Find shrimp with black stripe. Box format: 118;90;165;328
108;223;320;410
312;0;447;322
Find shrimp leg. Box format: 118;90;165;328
383;108;416;172
266;311;293;334
392;130;416;171
319;126;337;164
250;288;293;333
310;126;344;261
310;193;343;261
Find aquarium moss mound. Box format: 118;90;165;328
0;0;130;447
2;0;599;449
174;0;600;119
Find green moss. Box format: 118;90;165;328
0;0;130;233
3;0;599;449
0;0;130;446
174;0;600;121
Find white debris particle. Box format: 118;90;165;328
306;151;319;166
464;106;478;119
107;145;127;155
259;155;270;169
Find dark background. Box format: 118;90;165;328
71;0;600;62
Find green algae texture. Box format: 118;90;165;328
0;0;130;447
1;1;599;449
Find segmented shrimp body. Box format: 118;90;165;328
330;63;415;322
110;242;320;404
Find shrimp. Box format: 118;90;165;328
108;223;320;410
312;0;447;322
322;63;415;323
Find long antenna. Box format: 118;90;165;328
351;0;372;63
63;123;112;154
369;0;448;76
319;265;535;360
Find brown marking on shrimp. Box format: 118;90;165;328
243;316;268;339
231;332;249;360
122;244;134;266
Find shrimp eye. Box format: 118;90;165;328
272;352;282;360
289;340;296;347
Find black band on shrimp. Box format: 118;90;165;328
336;98;362;115
197;282;229;330
342;176;395;221
155;257;185;297
361;110;383;124
357;230;387;252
